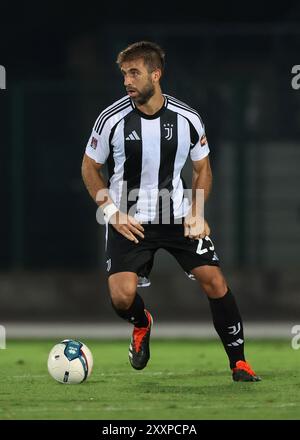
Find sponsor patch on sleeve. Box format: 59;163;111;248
90;136;98;150
200;133;207;146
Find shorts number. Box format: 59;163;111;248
196;236;214;255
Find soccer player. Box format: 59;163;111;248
82;41;261;382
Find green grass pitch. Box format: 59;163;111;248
0;339;299;420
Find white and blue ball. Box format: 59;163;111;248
47;339;93;384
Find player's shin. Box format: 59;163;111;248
208;289;245;369
111;293;149;327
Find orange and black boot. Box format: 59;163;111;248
232;360;261;382
129;310;153;370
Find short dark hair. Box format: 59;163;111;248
116;41;165;75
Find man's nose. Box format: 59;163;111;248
124;75;131;86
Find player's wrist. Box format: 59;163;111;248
187;203;204;219
102;202;119;223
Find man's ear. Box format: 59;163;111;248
152;68;162;83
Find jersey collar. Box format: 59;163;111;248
131;95;168;120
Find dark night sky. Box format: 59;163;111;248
1;0;300;80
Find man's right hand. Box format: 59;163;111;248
109;210;144;244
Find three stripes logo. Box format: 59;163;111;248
126;130;140;141
94;96;131;135
106;258;111;272
227;338;244;347
212;251;219;261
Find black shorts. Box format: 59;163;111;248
104;221;220;285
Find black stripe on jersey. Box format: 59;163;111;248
166;96;204;128
94;96;129;132
106;120;122;182
155;110;178;223
119;113;143;215
95;99;131;134
180;115;200;151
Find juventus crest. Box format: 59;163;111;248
163;123;173;140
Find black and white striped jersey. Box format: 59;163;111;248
85;94;210;223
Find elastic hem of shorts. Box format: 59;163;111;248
107;268;141;277
184;261;220;272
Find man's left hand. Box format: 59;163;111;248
184;214;211;239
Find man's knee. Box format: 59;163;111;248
191;266;228;298
201;274;227;298
108;273;137;309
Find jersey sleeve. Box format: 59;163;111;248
189;115;210;161
85;117;111;164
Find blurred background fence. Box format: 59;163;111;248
1;15;300;335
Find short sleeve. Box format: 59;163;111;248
85;118;111;164
189;115;210;162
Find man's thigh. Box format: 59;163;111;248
162;227;221;276
105;224;157;278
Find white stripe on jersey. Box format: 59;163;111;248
172;114;191;218
135;118;161;222
109;119;126;207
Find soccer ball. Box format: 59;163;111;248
47;339;93;384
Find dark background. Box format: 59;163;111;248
1;1;300;324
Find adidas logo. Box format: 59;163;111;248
227;338;244;347
212;252;219;261
106;258;111;272
126;130;140;140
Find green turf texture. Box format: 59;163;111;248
0;339;299;420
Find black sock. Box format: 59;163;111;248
111;293;149;327
208;289;245;369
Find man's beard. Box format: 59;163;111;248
131;82;155;105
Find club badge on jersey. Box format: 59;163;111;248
90;137;98;150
